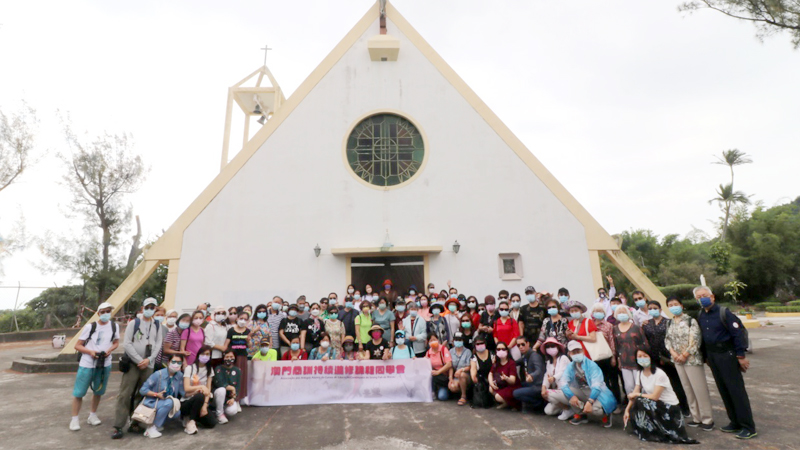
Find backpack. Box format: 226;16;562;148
75;321;118;361
699;305;749;352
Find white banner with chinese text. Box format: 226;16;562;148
247;359;433;406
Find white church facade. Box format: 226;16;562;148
63;1;664;352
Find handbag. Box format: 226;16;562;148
131;372;161;425
471;380;493;409
581;319;612;361
118;354;131;373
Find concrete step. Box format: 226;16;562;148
11;358;121;374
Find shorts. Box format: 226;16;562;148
73;366;112;398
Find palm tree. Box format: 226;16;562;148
709;183;750;241
714;149;752;186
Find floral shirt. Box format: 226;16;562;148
665;314;703;366
642;317;671;363
324;319;345;353
248;321;271;359
613;324;650;370
537;316;569;345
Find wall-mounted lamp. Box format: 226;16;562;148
314;244;321;257
453;240;460;254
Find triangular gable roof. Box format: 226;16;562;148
147;0;618;262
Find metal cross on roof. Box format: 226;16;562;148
260;44;272;67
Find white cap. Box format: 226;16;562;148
143;297;158;307
97;302;113;311
567;341;583;352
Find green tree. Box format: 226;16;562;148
679;0;800;48
0;103;38;194
714;149;752;186
709;183;750;241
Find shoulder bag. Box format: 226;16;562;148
581;319;612;361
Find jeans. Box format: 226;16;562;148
512;384;545;411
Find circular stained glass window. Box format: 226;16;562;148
345;113;425;187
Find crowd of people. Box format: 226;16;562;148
69;277;758;443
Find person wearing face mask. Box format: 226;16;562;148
283;337;309;361
443;298;461;344
223;312;251;403
153;307;167;331
204;306;229;369
247;304;271;359
181;345;217;431
157;313;191;368
297;296;310;321
346;284;356;299
138;354;188;438
372;297;396;341
466;296;481;329
309;332;338;360
402;301;429;357
279;304;307;357
340;336;358;360
448;332;473;405
508;293;522;321
70;302;119;432
488;341;520;409
416;294;431;321
594;275;617;317
564;303;597;360
665;297;714;431
427;302;451;349
607;297;622;325
589;304;621;411
226;307;238;329
427;334;452;400
251;337;278;361
324;306;345;353
624;350;698;444
478;295;498;352
180;311;207;366
519;286;546;350
425;282;436;299
304;303;324;352
407;285;418;302
695;286;755;440
547;341;617;427
242;305;254;326
162;309;178;334
213;349;241;424
380;279;398;304
354;300;374;351
457;312;475;350
540;337;573;420
534;296;569;352
391;330;415;359
363;325;390;360
557;288;571;312
267;297;287;353
337;294;358;339
112;298;163;439
456;294;468;312
631;291;652;327
493;299;520;360
642;300;690;418
612;305;650;397
469;336;495;408
393;299;408;334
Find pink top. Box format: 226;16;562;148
181;327;205;365
426;346;452;371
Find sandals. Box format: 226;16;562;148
458;397;467;406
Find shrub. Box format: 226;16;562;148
754;301;783;310
788;300;800;306
659;284;696;300
766;306;800;313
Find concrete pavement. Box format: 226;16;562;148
2;323;799;450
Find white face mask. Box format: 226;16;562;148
348;289;354;294
237;319;247;327
166;317;177;326
215;314;226;322
311;309;320;317
320;341;330;348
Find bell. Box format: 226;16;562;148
257;115;267;125
253;104;262;115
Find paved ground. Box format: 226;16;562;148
2;318;800;450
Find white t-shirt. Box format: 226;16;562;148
78;321;117;369
638;368;679;406
184;364;213;387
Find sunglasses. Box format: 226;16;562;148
499;308;509;311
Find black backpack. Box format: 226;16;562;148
75;321;118;361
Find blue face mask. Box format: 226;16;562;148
648;309;660;318
410;310;418;318
154;316;164;323
289;310;298;317
384;285;392;290
547;308;558;316
271;303;280;310
617;314;630;323
610;304;619;312
559;296;569;303
256;312;267;319
396;305;406;312
635;300;646;308
499;310;509;317
303;306;310;312
345;301;353;309
699;297;712;308
637;357;651;368
353;295;361;300
461;321;471;329
668;306;683;316
570;312;581;319
178;322;190;330
99;313;112;322
454;341;464;348
526;294;535;302
571;353;585;363
143;309;155;318
290;343;300;351
592;312;605;320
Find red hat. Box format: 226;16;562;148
444;298;460;311
383;279;393;286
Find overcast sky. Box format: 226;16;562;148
1;0;798;310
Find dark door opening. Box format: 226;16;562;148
350;256;424;296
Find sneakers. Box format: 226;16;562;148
557;409;573;421
612;406;623;415
687;421;701;428
236;402;243;413
217;413;229;424
111;427;124;440
721;423;743;434
735;430;757;440
144;425;162;439
69;417;80;431
184;419;198;435
602;414;612;428
700;422;715;432
87;414;101;426
570;414;589;425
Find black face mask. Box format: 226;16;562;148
224;359;235;365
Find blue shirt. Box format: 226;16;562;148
698;304;746;357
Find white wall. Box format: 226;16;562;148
174;17;596;310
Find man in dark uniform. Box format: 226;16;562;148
695;285;757;440
518;286;546;345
